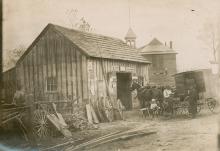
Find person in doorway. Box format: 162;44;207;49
188;85;198;118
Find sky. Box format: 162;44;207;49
3;0;220;72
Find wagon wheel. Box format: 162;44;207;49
182;107;189;115
197;104;202;113
206;98;217;113
181;102;189;115
176;106;183;115
32;109;51;139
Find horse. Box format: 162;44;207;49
130;82;152;109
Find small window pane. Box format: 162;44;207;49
46;77;57;92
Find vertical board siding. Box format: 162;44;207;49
76;51;82;102
32;52;36;99
2;68;16;103
22;61;27;91
69;47;74;100
87;58;149;100
11;27;149;106
54;38;59;100
82;55;88;99
71;48;77;100
61;39;66;99
67;45;72;99
36;46;40;97
64;40;68;98
29;54;33;94
27;57;31;93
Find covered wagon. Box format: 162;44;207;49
173;69;217;114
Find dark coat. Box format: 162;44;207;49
188;88;198;115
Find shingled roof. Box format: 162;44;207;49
17;24;149;64
52;24;148;63
139;38;177;55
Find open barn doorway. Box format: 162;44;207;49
116;72;132;110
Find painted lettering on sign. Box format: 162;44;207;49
126;67;135;72
112;66;135;72
120;66;126;71
112;66;119;71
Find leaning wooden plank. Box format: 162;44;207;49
52;103;67;127
90;104;99;124
87;131;157;150
86;104;93;124
65;130;124;151
40;138;82;151
68;125;154;151
96;99;106;122
68;130;144;151
57;113;68;127
47;114;61;131
47;114;72;138
66;124;151;151
120;131;156;140
69;130;156;151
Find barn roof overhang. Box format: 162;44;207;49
16;23;151;65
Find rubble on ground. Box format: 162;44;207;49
65;104;96;131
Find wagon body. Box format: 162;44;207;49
172;69;217;115
174;69;214;99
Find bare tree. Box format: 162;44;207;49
66;9;94;32
66;8;78;29
3;45;26;70
199;21;220;63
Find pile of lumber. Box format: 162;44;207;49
90;97;125;123
65;125;156;151
47;105;72;138
65;104;96;131
64;97;125;131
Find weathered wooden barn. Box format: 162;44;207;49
139;38;177;86
2;67;16;102
4;24;150;110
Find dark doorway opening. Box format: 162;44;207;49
116;72;132;110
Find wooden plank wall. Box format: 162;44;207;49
2;68;16;103
16;28;88;103
87;58;149;100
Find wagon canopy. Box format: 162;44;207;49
173;69;211;95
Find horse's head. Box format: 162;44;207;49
130;82;141;91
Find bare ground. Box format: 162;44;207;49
85;108;219;151
1;108;219;151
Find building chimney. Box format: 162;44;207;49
169;41;173;49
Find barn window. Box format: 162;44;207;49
46;77;57;92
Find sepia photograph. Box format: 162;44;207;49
1;0;220;150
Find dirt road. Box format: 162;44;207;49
88;110;219;151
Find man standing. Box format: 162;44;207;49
163;85;173;115
188;85;198;118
